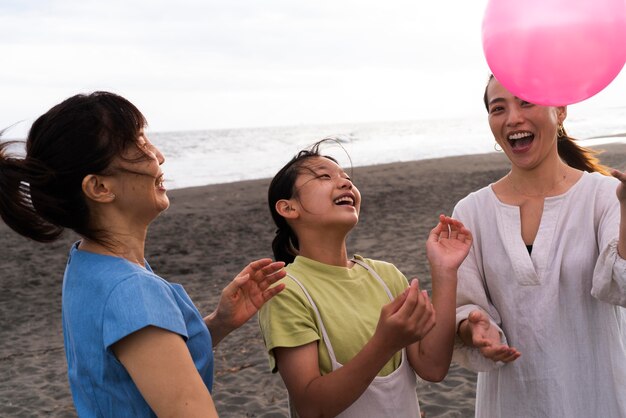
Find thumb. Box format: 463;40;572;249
386;288;409;315
223;273;250;296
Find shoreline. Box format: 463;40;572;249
1;143;625;417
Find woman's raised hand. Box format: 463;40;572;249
207;258;286;345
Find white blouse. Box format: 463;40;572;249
453;171;626;418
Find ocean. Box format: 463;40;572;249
133;106;624;189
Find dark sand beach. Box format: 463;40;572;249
2;143;625;417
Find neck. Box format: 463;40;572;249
296;228;352;267
78;233;147;267
507;159;573;197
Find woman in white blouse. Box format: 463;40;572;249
452;75;626;417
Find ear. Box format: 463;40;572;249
82;174;116;203
556;106;567;124
275;199;299;219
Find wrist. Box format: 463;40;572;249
204;310;232;345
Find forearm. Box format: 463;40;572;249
618;202;626;258
292;337;397;418
409;266;457;381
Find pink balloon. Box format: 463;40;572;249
482;0;626;105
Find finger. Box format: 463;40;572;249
490;346;519;362
220;273;250;298
386;291;408;315
498;350;521;363
260;261;286;275
394;280;420;317
410;288;433;322
262;283;286;301
428;221;446;243
246;258;274;272
611;169;626;182
468;310;487;324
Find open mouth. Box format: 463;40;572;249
333;196;355;206
155;173;165;189
507;131;534;151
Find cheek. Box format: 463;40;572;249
487;116;501;136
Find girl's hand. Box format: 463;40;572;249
207;258;286;345
426;214;473;272
374;279;436;353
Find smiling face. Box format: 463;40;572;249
290;156;361;230
107;132;169;222
485;78;567;170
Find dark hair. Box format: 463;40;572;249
268;139;344;264
483;74;609;175
0;91;147;243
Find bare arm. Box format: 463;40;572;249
276;283;434;418
112;326;218;418
407;215;472;381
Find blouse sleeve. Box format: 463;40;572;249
258;281;320;373
102;272;188;351
452;198;508;372
592;177;626;307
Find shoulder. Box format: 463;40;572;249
353;256;409;290
581;171;619;191
456;184;494;206
355;256;401;273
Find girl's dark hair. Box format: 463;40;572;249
483;74;609;175
268;139;342;264
0;91;146;243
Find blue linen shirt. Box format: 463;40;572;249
62;243;213;417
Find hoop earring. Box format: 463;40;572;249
494;142;502;152
557;124;566;138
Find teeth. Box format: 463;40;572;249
334;196;354;205
508;132;532;140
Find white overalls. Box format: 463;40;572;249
287;258;421;418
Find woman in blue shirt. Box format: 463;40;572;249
0;91;285;417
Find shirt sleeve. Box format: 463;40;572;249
102;272;188;350
592;176;626;307
258;281;320;373
452;197;507;372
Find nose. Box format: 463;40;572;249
506;105;524;127
153;145;166;165
337;176;353;189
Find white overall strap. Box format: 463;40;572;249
351;258;394;300
286;273;339;363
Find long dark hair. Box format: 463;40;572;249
483;74;609;175
268;139;346;264
0;91;147;243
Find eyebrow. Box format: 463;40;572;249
488;97;505;106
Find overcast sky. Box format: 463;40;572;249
1;0;624;138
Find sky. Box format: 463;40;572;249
1;0;625;139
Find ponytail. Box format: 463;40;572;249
557;127;610;175
271;227;299;265
0;141;63;242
